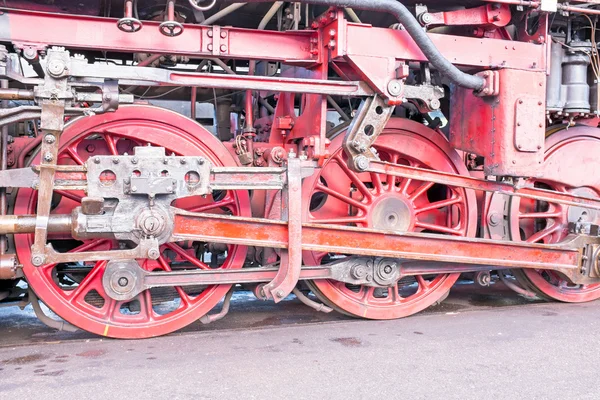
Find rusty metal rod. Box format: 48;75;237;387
0;215;73;235
0;88;35;101
1;80;8;255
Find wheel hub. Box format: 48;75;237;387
369;195;413;232
567;187;598;225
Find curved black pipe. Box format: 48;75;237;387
231;0;486;91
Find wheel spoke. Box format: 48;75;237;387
142;290;154;321
399;177;412;194
370;172;383;195
310;216;367;225
69;239;111;254
68;261;106;303
157;255;192;306
415;275;430;293
104;297;119;321
103;133;119;156
389;283;401;304
360;286;375;301
519;211;562;219
316;183;367;211
165;243;210;270
415;196;463;215
526;224;560;243
188;196;236;213
414;221;462;236
334;154;373;200
55;190;83;203
65;146;85;165
408;181;435;201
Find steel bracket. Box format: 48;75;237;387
342;95;395;171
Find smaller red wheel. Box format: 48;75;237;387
303;119;478;319
14;106;251;338
509;126;600;302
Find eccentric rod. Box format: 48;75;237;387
232;0;486;91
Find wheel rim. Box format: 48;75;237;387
303;119;477;319
509;126;600;302
14;106;251;338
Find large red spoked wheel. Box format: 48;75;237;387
14;106;251;338
509;126;600;302
303;119;477;319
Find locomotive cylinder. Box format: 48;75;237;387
563;46;591;113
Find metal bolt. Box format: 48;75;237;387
355;155;370;171
113;157;120;164
180;158;187;164
147;248;160;260
489;212;501;227
44;134;56;144
275;290;285;298
198;157;205;165
118;277;129;287
43;152;54;162
131;157;138;164
47;59;66;77
421;13;432;24
94;157;101;164
220;31;227;38
31;255;44;266
163;158;169;165
131;186;138;192
329;29;336;36
383;265;393;274
387;80;403;97
207;44;213;51
220;45;227;52
207;30;213;38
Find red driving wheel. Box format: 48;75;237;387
510;126;600;302
14;106;251;338
302;119;477;319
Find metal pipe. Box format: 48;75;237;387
292;287;333;313
258;97;275;114
0;88;35;101
344;8;361;23
137;54;162;67
258;1;284;30
201;3;247;26
199;288;234;324
29;289;79;332
327;95;351;121
498;270;537;298
481;0;539;6
559;4;600;16
211;58;236;75
232;0;486;90
191;82;197;121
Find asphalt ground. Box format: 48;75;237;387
0;281;597;399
